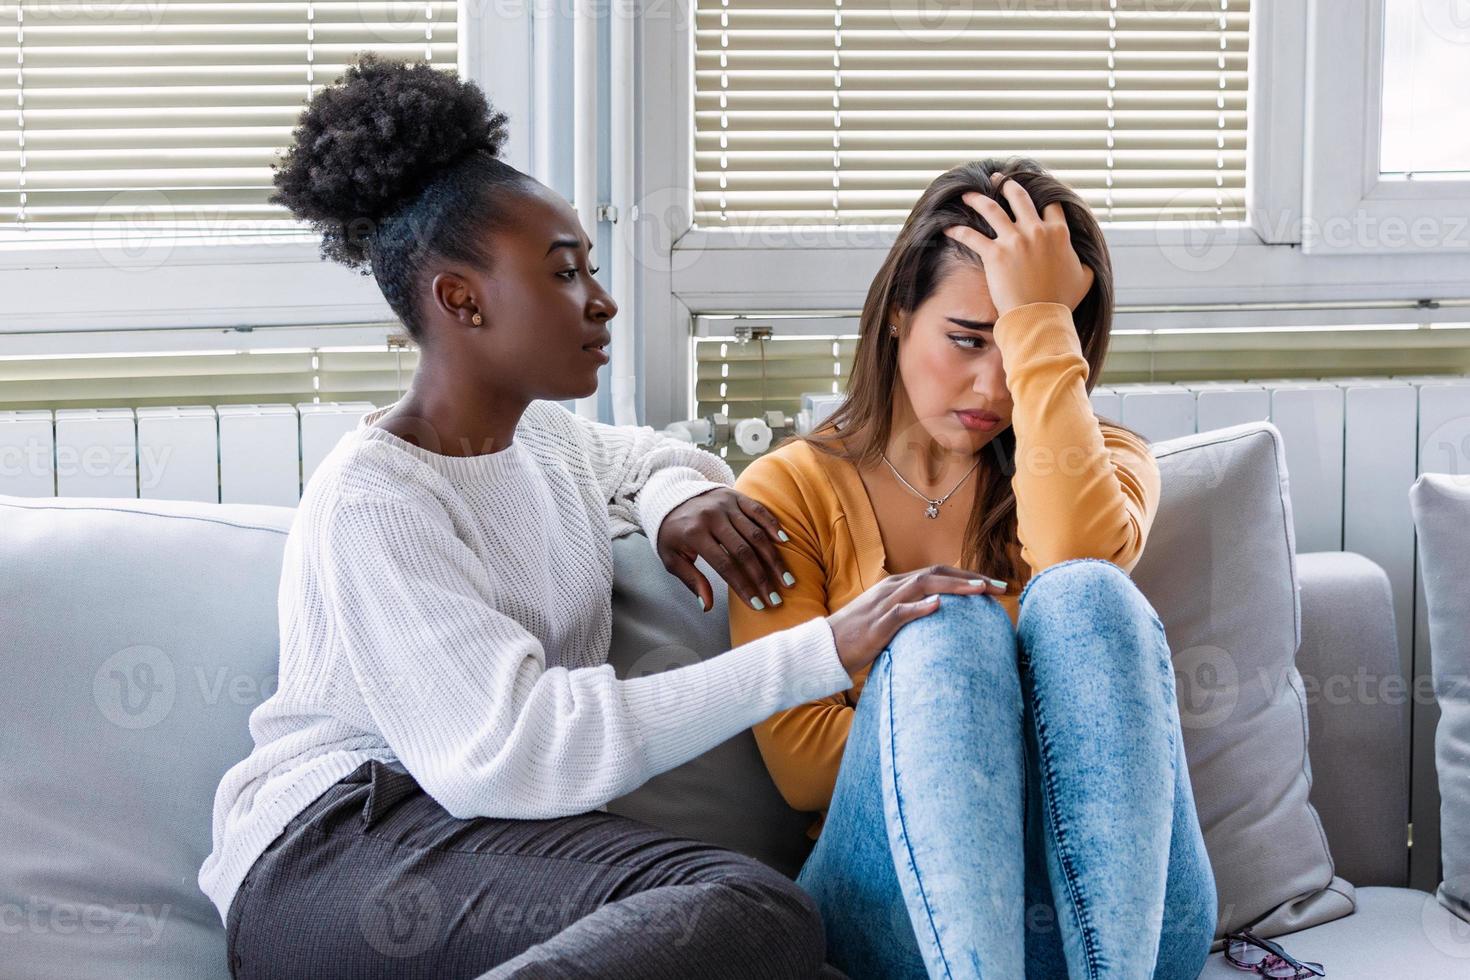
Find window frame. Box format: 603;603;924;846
634;0;1470;428
1302;0;1470;256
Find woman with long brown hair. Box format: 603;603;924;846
729;159;1218;978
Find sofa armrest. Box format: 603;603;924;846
1295;551;1411;887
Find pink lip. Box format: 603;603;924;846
583;345;610;364
954;410;999;431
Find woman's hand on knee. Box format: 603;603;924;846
826;566;1006;674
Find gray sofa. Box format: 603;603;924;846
2;420;1466;978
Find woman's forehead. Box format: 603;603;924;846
500;196;590;258
926;263;997;318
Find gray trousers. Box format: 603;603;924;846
225;759;847;979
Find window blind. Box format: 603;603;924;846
0;340;417;412
0;1;456;232
694;0;1249;226
695;335;854;421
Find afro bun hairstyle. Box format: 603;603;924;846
269;53;531;339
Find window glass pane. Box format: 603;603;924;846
1380;0;1470;176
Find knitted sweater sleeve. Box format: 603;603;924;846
552;403;737;541
319;490;851;819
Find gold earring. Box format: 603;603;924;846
471;312;483;326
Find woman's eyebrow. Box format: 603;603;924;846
946;316;994;331
545;237;593;257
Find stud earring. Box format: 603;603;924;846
888;323;898;336
471;312;483;326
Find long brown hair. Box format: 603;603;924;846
792;157;1144;589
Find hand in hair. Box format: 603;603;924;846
941;172;1096;318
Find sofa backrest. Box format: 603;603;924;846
0;419;1370;973
0;495;293;980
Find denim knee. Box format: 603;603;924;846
1015;558;1170;685
1017;557;1161;629
889;590;1014;653
1017;556;1124;605
879;592;1015;684
880;591;1020;711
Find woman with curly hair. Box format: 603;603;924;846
198;54;994;979
726;161;1219;979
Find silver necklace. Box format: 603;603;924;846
881;453;980;519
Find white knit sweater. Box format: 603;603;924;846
198;399;850;925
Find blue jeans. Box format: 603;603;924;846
797;558;1217;979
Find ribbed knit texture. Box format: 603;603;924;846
198;399;852;926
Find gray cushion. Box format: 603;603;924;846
1293;551;1410;888
1409;472;1470;923
604;534;816;878
1132;422;1353;947
0;495;294;980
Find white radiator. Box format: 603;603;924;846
0;401;374;509
1092;376;1470;767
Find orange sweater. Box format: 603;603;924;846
728;301;1162;840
